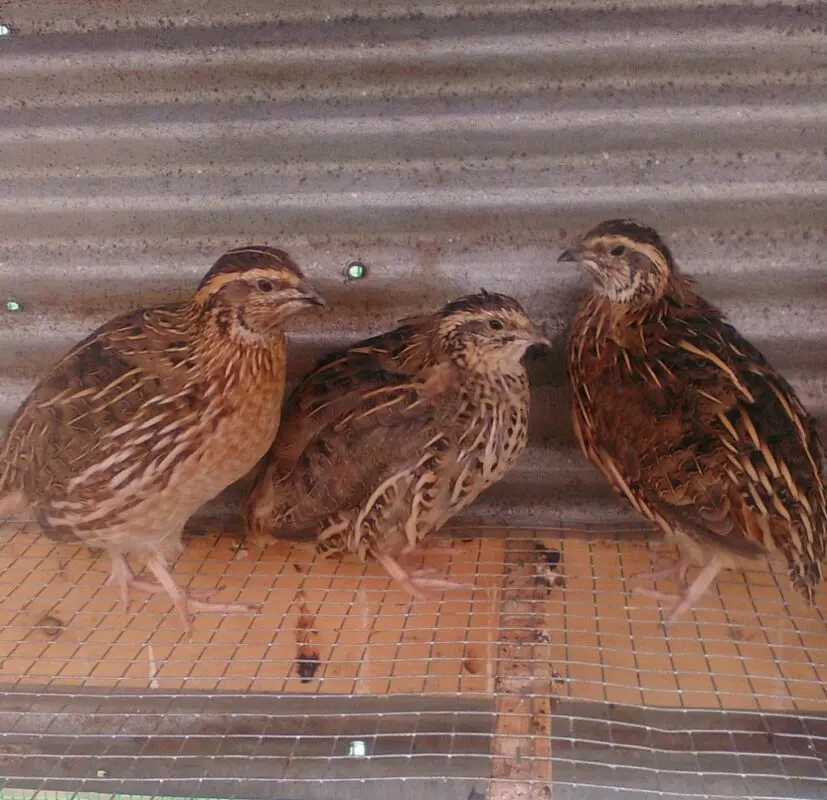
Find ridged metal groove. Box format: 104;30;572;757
1;0;825;528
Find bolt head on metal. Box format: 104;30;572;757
345;261;366;281
348;739;367;757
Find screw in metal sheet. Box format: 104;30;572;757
4;299;22;312
344;261;367;282
347;740;367;757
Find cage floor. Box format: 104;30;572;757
0;522;825;799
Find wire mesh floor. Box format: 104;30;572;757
0;521;825;799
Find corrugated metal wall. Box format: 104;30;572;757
1;0;825;530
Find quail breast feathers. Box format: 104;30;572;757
245;291;549;598
0;246;325;631
561;219;825;623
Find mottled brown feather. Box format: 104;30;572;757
564;220;825;616
246;292;547;594
0;246;324;629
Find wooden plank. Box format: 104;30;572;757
490;533;553;799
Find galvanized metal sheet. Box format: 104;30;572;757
1;1;825;528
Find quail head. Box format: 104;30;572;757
560;219;825;623
0;247;325;631
245;291;549;598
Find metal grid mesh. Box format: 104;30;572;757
0;522;825;799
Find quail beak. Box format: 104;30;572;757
557;247;581;264
295;283;327;309
530;327;552;349
517;324;551;350
558;245;601;279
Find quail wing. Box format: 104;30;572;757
1;305;200;519
576;301;825;608
253;361;450;541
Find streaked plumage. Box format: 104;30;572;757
560;219;825;623
0;247;325;631
245;292;549;597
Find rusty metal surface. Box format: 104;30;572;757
1;0;825;529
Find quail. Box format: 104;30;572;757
0;247;325;631
245;291;549;597
560;219;825;623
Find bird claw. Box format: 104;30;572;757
409;570;470;593
173;595;261;634
630;554;691;588
632;587;683;604
632;557;724;626
112;576;219;615
136;556;259;633
107;555;169;613
400;576;469;601
377;555;470;600
632;587;692;626
117;578;166;613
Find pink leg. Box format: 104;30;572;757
107;553;215;614
632;587;683;605
377;555;470;600
633;556;724;625
631;553;692;587
107;553;169;613
663;557;724;624
145;557;260;633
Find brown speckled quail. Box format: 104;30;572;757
245;291;549;597
0;247;325;631
560;219;825;623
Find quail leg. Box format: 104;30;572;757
107;553;170;613
377;554;469;600
630;553;692;588
107;553;217;613
662;557;723;624
145;556;260;632
634;556;723;625
631;587;683;607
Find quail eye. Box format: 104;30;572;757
489;319;504;330
610;245;626;257
257;279;274;293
